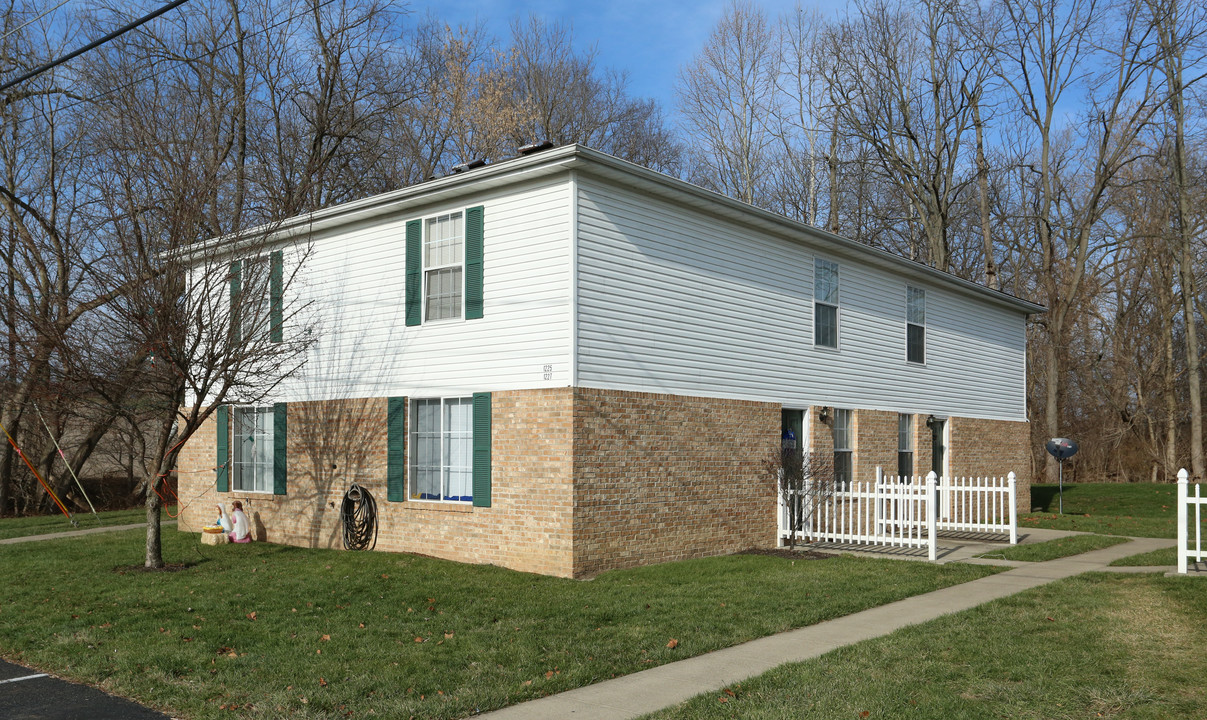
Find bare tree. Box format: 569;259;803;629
676;0;780;204
769;447;835;550
1147;0;1207;479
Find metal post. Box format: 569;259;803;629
1007;471;1018;545
1058;459;1064;514
926;471;937;562
1178;468;1188;574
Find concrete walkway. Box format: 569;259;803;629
478;535;1175;720
0;520;176;545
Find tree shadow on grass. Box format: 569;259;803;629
1031;484;1077;512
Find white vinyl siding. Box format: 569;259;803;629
574;176;1028;422
272;177;573;401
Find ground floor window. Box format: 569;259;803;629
832;408;852;488
897;413;914;479
233;406;274;493
411;397;473;502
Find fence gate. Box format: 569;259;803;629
781;470;1018;562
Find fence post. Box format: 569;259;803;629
1178;468;1189;575
926;471;937;562
1007;472;1018;545
875;466;883;535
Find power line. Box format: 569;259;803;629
0;0;191;94
0;0;71;44
49;0;341;115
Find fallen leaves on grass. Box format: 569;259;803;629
666;638;679;649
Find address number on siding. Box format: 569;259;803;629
542;364;553;380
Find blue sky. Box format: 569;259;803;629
407;0;847;115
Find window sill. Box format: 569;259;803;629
401;501;474;514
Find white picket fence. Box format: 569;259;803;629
1177;468;1205;574
781;469;1018;562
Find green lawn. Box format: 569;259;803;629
1110;547;1180;567
0;529;1000;720
1023;483;1183;537
644;573;1207;719
975;533;1128;562
0;506;173;541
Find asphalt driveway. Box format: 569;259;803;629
0;658;170;720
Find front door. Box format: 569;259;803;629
931;418;947;519
930;419;946;476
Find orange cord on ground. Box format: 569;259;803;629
0;418;73;521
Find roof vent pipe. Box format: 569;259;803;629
518;141;554;155
452;158;488;174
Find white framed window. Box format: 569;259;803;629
411;397;473;502
907;286;925;364
233;406;274;493
832;408;852;488
897;413;914;479
814;258;839;348
424;212;464;322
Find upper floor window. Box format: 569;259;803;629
907;286;925;364
814;258;839;348
425;212;464;321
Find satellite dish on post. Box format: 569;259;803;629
1045;438;1079;513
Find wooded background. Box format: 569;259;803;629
1;0;1204;519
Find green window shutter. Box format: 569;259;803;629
405;219;422;326
216;405;229;493
229;260;242;343
273;403;287;495
465;205;484;320
387;397;407;501
472;392;492;507
270;250;283;343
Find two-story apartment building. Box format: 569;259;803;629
176;144;1043;578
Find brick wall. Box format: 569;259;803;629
949;416;1032;513
177;390;577;577
853;409;897;481
174;391;1033;578
570;388;779;577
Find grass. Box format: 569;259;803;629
0;506;174;541
0;529;1000;720
975;533;1128;562
643;572;1207;719
1023;483;1184;537
1110;547;1180;567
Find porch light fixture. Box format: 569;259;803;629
817;406;831;424
926;415;936;428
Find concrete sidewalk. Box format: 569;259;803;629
0;520;176;546
477;535;1175;720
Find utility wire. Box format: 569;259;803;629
0;0;71;44
46;0;339;115
0;0;191;93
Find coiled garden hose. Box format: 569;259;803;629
340;482;378;551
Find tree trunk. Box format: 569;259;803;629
827;111;840;234
972;95;997;289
